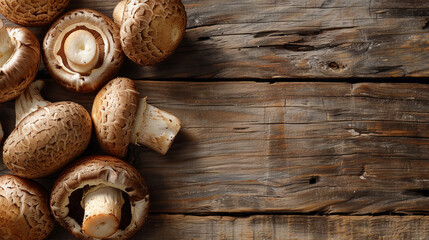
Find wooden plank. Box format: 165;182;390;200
2;81;429;215
2;0;429;79
47;214;429;240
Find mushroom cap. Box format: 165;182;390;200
92;77;139;158
43;9;124;92
0;0;70;26
0;26;40;103
50;155;150;240
3;101;92;178
0;175;55;240
119;0;187;66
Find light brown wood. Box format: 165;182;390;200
47;214;429;240
2;81;429;215
1;0;429;238
1;0;429;79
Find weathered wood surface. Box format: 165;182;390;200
2;81;429;216
47;214;429;240
2;0;429;238
2;0;429;79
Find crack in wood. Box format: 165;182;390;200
403;189;429;197
422;19;429;30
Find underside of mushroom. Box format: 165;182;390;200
43;9;123;92
50;155;149;240
0;20;13;67
0;19;41;103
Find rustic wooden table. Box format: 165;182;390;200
1;0;429;239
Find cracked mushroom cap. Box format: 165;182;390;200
50;155;150;240
3;101;92;178
0;0;70;26
92;77;139;158
0;175;55;240
0;20;40;103
115;0;187;66
43;9;124;92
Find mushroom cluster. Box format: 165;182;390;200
0;0;186;239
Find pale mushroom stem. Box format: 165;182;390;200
0;19;14;67
113;0;126;26
131;98;182;155
15;80;51;126
64;30;99;74
81;186;124;239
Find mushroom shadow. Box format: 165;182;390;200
126;129;200;213
119;34;221;79
0;101;15;174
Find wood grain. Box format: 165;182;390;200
2;81;429;215
1;0;429;79
1;0;429;238
47;214;429;240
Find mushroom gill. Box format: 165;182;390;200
0;18;40;103
54;25;105;76
43;9;123;92
50;155;149;240
0;19;13;67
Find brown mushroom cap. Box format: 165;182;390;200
92;77;139;158
0;175;55;240
43;9;124;92
0;23;40;103
3;101;92;178
0;0;70;26
50;155;150;240
118;0;187;66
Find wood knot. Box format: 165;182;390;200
309;176;320;184
327;61;345;71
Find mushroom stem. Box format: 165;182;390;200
81;186;124;239
64;29;99;74
131;98;181;155
0;19;14;67
113;0;126;26
15;80;51;126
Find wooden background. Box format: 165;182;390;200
1;0;429;239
